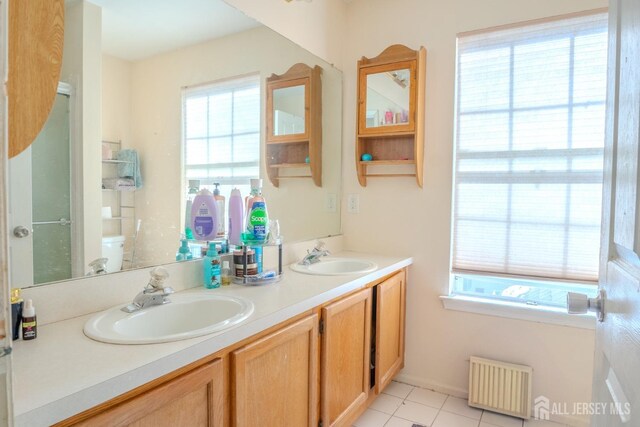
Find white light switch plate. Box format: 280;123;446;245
347;194;359;214
325;193;337;212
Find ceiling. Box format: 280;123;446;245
86;0;261;61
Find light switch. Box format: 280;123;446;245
347;194;359;214
326;193;337;212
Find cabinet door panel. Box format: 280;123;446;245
321;288;372;426
375;272;406;393
74;359;224;427
232;314;318;427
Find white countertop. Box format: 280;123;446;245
12;252;412;426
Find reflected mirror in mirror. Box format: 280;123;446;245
272;85;306;136
365;69;410;128
7;0;343;288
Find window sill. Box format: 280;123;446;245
440;295;596;330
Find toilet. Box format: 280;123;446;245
101;235;126;273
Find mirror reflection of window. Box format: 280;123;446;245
365;68;410;128
273;85;305;136
182;74;261;220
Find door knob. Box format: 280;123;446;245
13;226;31;238
567;289;605;322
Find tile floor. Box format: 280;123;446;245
353;381;572;427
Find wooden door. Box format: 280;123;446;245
592;1;640;425
320;288;371;427
231;314;318;427
375;271;406;394
8;0;64;158
74;359;224;426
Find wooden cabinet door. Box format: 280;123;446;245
231;314;319;427
74;359;224;427
321;288;372;427
375;271;406;393
8;0;64;158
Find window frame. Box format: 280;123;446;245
449;10;608;311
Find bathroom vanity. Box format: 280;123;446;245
12;252;411;426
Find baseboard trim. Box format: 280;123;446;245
392;374;590;427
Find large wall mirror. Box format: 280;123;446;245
7;0;343;288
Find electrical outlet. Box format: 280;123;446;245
326;193;337;212
347;194;359;214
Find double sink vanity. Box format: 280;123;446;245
7;2;412;425
13;250;411;426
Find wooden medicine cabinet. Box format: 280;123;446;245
266;63;322;187
356;45;426;187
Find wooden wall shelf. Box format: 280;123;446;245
355;45;426;187
266;63;322;187
269;163;310;169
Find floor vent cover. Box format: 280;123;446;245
468;356;532;419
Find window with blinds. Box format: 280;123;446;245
451;11;608;307
182;74;260;199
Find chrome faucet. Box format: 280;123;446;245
299;240;330;265
121;267;174;313
86;258;109;275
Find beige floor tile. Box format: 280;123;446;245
441;396;483;420
433;411;480;427
406;387;448;409
394;401;440;426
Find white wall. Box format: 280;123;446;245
101;55;135;247
338;0;606;425
224;0;347;69
61;1;103;271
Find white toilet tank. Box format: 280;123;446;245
101;235;126;273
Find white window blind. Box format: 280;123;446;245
182;74;260;188
452;12;608;284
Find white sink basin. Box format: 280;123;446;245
290;257;377;276
84;293;254;344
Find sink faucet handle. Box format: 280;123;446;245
146;267;170;291
87;258;109;275
314;240;326;251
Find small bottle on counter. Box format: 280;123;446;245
22;299;37;340
221;261;232;286
11;288;23;340
253;246;263;273
176;239;193;261
203;243;221;289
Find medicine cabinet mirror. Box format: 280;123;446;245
272;84;306;137
363;66;413;131
266;63;322;187
356;44;426;187
7;0;342;288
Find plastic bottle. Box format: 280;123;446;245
228;188;244;246
213;183;226;238
203;242;221;289
176;239;193;261
243;179;269;244
185;180;200;240
245;179;260;215
22;299;37;340
11;288;23;340
253;246;263;273
191;188;218;241
221;261;231;286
